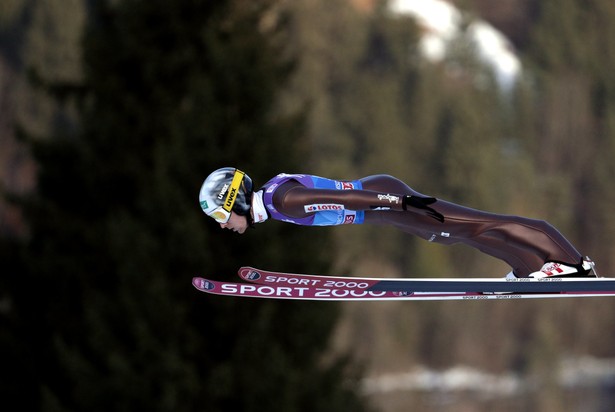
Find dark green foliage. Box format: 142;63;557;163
1;0;366;411
6;0;615;410
526;0;615;261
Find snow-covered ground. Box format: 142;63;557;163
363;356;615;397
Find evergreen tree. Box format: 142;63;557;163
1;0;367;410
527;0;615;261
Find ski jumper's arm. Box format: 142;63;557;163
274;181;444;221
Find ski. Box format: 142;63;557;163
238;267;615;294
193;277;615;301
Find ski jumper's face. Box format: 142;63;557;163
219;211;249;234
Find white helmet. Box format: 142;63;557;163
199;167;253;223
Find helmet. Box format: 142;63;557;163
199;167;253;223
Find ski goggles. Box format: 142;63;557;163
207;170;245;224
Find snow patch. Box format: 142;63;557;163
363;356;615;396
388;0;521;90
363;366;520;397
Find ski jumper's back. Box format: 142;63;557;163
261;174;365;226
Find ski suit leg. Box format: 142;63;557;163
360;175;583;277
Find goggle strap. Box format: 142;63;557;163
222;169;245;213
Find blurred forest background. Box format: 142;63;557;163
1;0;615;411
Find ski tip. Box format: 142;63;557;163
238;267;261;281
192;277;215;291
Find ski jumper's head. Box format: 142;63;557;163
199;167;253;225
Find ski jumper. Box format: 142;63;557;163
261;173;585;277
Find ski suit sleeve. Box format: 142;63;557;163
279;187;444;222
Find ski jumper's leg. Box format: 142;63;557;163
360;175;583;277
